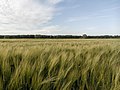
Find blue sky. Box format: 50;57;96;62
0;0;119;35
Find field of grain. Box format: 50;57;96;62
0;39;120;90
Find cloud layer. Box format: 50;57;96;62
0;0;62;34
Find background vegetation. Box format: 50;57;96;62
0;39;120;90
0;34;120;39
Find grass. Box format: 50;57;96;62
0;39;120;90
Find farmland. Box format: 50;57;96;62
0;39;120;90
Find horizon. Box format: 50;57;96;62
0;33;120;36
0;0;120;35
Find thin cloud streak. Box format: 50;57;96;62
67;6;119;23
0;25;61;35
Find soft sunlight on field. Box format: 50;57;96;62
0;39;120;90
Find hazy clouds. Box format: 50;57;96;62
0;0;62;34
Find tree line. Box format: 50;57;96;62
0;34;120;39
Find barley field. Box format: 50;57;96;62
0;39;120;90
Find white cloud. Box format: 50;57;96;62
67;16;90;22
84;27;97;31
0;25;61;35
33;25;61;34
48;0;63;4
101;6;120;12
0;0;62;34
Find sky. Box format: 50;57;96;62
0;0;119;35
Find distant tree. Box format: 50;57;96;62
83;34;87;38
